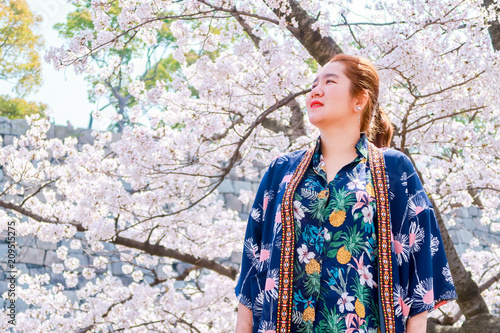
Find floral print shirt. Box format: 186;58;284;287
291;134;379;333
235;135;457;333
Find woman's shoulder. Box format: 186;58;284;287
256;148;309;193
268;149;308;170
380;147;414;171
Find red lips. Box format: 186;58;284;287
310;100;323;108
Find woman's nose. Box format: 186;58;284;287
310;85;323;97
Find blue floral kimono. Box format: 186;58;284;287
235;136;457;333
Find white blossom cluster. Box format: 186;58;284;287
1;0;500;331
431;245;500;324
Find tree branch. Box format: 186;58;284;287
483;0;500;51
0;199;238;279
407;106;485;132
263;0;342;65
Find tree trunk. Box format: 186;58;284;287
261;98;307;141
428;314;500;333
263;0;342;66
483;0;500;51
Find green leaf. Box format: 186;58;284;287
327;249;338;258
331;230;342;241
329;241;345;248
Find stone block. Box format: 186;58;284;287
121;180;132;192
0;281;7;295
218;179;234;193
110;262;123;276
62;290;79;304
155;265;169;280
0;243;10;261
469;206;480;217
458;229;473;245
143;274;154;285
475;218;490;232
44;250;61;267
453;217;463;229
175;262;192;275
46;124;56;139
0;117;11;134
54;125;75;140
50;273;66;286
75;129;94;145
74;231;86;240
233;180;252;193
29;267;47;276
58;238;82;254
102;242;116;252
16;263;28;275
3;135;15;146
231;251;242;265
456;207;470;219
73;254;89;267
487;235;500;249
19;247;45;266
173;280;186;289
225;193;242;212
36;239;57;251
13;298;29;313
110;132;122;143
455;243;468;255
17;236;36;247
10;119;28;136
78;277;91;290
447;229;458;243
464;218;475;230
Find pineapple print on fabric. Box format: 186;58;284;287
291;134;380;333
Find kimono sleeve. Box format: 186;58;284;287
234;165;272;311
402;156;458;318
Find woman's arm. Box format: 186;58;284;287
235;302;253;333
406;310;428;333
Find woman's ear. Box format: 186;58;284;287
354;90;370;111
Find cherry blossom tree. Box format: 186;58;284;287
1;0;499;332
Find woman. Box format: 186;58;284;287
235;54;457;333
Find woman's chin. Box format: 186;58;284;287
307;115;329;129
307;114;322;126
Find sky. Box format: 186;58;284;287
13;0;95;130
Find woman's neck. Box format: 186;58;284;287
319;125;360;160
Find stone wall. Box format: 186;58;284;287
0;116;97;147
443;206;500;254
1;117;500;314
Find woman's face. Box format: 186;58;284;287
306;61;358;130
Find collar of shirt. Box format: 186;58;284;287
312;133;369;179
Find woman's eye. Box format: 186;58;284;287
327;80;335;84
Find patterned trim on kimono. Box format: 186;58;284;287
368;142;396;333
277;146;314;333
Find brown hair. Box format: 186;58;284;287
329;54;393;148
